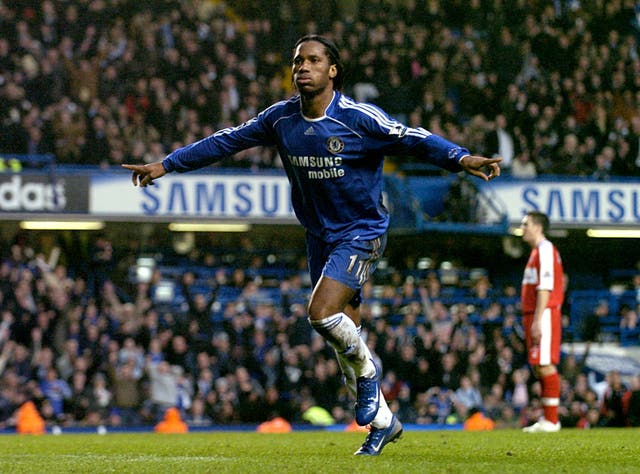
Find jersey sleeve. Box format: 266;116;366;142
355;102;467;173
162;107;278;173
537;240;555;291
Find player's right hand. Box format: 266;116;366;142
121;162;167;187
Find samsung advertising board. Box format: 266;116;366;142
483;180;640;226
90;173;296;221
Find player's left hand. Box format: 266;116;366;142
459;155;502;181
531;319;542;345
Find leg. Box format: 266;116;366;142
308;277;394;430
308;275;357;321
306;234;398;436
343;303;393;430
308;276;375;379
307;277;378;426
536;364;560;425
536;307;561;425
523;308;561;432
338;302;360;398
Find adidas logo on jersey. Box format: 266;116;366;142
304;126;316;136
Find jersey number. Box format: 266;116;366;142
347;254;366;283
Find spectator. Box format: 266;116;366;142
89;234;115;300
39;367;71;422
620;306;638;332
65;369;89;423
580;300;607;343
87;372;112;424
181;272;217;342
600;370;630;427
484;114;517;172
108;360;142;425
440;352;462;391
185;396;213;427
454;375;483;414
628;375;640;427
409;357;440;399
510;368;529;414
145;360;180;422
510;150;537;179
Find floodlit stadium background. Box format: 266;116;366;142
0;1;639;433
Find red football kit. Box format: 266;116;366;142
521;239;564;366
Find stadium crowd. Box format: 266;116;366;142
0;231;639;431
1;0;640;431
1;0;640;177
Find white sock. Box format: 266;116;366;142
335;324;361;398
371;394;393;429
334;324;392;429
359;332;393;429
336;351;357;398
309;313;375;378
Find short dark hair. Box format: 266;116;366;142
293;35;344;91
526;211;550;234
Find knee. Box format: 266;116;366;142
535;365;557;378
307;279;354;320
307;299;331;321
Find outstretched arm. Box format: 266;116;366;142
459;155;502;181
121;162;167;187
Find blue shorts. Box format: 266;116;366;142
306;233;387;306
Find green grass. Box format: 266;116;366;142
0;428;638;473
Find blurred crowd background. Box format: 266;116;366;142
1;229;639;430
1;0;640;177
1;0;640;431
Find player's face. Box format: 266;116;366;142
520;215;539;245
292;41;336;96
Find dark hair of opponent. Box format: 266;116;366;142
526;211;550;235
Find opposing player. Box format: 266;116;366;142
123;35;501;454
520;211;565;433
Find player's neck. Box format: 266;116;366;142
300;89;335;119
532;235;546;247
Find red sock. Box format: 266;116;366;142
541;372;560;424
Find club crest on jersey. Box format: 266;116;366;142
326;136;344;154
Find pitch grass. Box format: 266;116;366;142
0;428;638;473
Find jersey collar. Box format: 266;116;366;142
300;91;337;122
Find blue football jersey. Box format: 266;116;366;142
162;91;469;243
